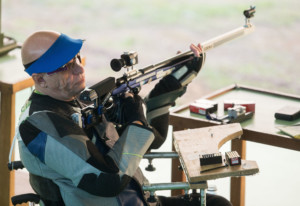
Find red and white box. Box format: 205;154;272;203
189;99;218;115
224;99;255;113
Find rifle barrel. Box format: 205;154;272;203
120;22;255;85
116;7;256;92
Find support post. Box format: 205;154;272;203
230;138;246;206
0;85;15;206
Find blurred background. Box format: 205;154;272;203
2;0;300;205
3;0;300;103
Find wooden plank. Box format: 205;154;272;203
230;139;246;206
231;176;245;206
236;84;300;100
189;160;257;184
0;88;15;206
171;145;186;196
170;113;219;195
0;78;33;94
13;78;34;93
242;129;300;151
173;124;259;184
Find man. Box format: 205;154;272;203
16;30;232;206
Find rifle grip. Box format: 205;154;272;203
11;193;40;205
8;161;24;171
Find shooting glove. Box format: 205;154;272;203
171;53;205;86
121;94;147;126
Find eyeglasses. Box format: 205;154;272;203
46;54;82;75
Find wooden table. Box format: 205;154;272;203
170;84;300;206
0;49;34;206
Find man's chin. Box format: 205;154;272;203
76;79;86;90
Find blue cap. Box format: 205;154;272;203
25;33;83;76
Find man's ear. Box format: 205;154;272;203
32;73;47;88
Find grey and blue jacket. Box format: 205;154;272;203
16;91;155;206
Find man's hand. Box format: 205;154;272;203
190;43;203;57
171;43;205;86
188;43;204;74
121;93;147;126
186;43;205;74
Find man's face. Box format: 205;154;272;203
42;54;86;101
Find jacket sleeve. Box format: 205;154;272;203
107;123;154;177
20;111;153;197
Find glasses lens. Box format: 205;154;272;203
47;65;68;75
46;54;81;75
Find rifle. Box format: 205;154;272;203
79;6;256;127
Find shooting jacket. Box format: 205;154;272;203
16;91;155;206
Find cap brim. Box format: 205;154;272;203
26;33;83;76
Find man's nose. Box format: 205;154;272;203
72;63;84;74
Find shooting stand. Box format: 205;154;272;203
172;123;259;206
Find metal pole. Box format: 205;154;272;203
142;182;191;192
143;152;179;159
200;188;206;206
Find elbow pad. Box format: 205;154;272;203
107;124;154;177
